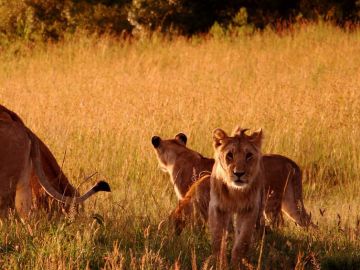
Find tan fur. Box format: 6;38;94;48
0;105;110;219
152;133;313;233
170;173;211;234
208;127;265;266
151;133;213;199
29;137;79;211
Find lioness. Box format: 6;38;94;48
152;133;313;231
0;105;111;219
209;127;264;266
151;133;214;199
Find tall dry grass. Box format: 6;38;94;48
0;24;359;269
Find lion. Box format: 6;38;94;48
151;133;214;199
0;104;111;219
170;173;211;234
208;127;265;266
152;132;313;232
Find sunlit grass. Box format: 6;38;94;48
0;23;359;269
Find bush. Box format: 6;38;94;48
128;0;243;35
0;0;359;43
0;0;132;44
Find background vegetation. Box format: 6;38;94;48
0;0;359;44
0;24;359;269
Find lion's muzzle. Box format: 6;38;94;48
232;171;247;186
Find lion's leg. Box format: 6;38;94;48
15;157;32;220
281;183;310;227
231;210;258;267
171;198;194;234
0;189;16;219
266;190;283;227
208;203;231;256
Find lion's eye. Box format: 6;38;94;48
226;152;233;161
246;152;253;161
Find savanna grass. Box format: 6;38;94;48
0;23;359;269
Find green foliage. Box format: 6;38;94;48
209;22;226;39
129;0;241;35
129;0;360;36
63;0;132;36
0;1;34;43
233;7;248;26
0;0;359;43
0;0;132;45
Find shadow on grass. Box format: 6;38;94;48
260;228;360;270
2;209;354;270
99;218;360;270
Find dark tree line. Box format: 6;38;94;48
130;0;359;34
0;0;359;42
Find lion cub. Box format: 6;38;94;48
209;127;264;266
151;133;214;199
152;132;313;232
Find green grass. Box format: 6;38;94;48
0;23;360;269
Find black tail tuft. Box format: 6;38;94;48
93;180;111;192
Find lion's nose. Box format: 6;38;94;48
233;171;245;178
151;136;161;148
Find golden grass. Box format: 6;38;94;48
0;23;360;269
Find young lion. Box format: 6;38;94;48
209;127;264;266
151;133;214;199
151;133;313;232
0;105;111;219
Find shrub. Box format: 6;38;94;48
0;0;132;44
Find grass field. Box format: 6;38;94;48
0;23;360;269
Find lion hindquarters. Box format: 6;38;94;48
281;166;313;227
282;184;312;227
171;197;194;234
171;175;211;234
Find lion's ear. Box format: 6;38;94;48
175;133;187;145
213;128;228;148
248;128;263;149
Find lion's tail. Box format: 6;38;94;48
26;126;111;205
